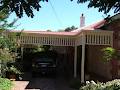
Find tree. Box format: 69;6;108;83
0;9;20;77
47;30;52;32
1;0;119;18
65;26;78;32
72;0;120;14
0;9;18;50
0;0;48;18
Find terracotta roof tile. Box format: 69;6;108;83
11;30;78;36
11;20;106;36
71;20;106;32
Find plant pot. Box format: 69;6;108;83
9;74;16;81
6;72;16;81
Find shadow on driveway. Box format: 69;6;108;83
26;78;55;90
13;72;78;90
25;77;77;90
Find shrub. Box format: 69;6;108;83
101;47;116;62
0;77;13;90
80;79;120;90
7;65;22;75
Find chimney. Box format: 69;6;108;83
80;13;85;27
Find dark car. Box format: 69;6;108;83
32;57;56;76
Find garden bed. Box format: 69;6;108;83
0;77;13;90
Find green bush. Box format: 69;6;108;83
0;77;13;90
80;79;120;90
101;47;116;62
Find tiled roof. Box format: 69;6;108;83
11;20;106;36
71;20;106;32
87;20;106;29
11;30;78;36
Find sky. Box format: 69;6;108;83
8;0;115;31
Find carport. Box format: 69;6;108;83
8;29;113;83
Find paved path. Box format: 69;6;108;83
12;77;77;90
12;81;29;90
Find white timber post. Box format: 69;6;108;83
21;46;24;61
81;32;86;83
74;46;77;78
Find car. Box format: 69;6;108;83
32;57;56;77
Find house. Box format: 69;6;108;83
8;14;120;83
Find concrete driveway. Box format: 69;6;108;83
12;73;78;90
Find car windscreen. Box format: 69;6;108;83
36;58;54;63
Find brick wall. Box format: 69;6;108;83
106;20;120;50
103;19;120;79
